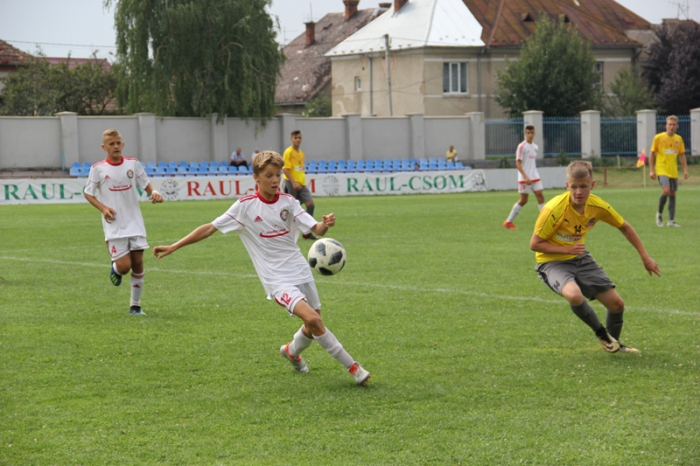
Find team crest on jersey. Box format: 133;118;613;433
280;208;289;221
127;169;134;179
587;218;596;229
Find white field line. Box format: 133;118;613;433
1;255;697;317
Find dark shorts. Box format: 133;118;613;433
657;176;678;191
284;180;314;204
535;253;615;300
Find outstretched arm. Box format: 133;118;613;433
618;221;660;277
153;223;218;258
310;213;335;236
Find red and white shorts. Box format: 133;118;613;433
106;236;149;260
272;282;321;316
518;179;543;194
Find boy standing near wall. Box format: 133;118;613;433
650;115;689;227
504;125;545;230
283;130;317;240
84;129;164;315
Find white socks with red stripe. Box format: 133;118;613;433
314;329;354;369
288;326;313;356
506;202;522;222
130;271;144;306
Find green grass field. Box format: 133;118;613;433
2;186;699;465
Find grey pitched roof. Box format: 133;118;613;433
275;9;377;106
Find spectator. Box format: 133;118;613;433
251;148;260;160
230;148;248;168
446;145;458;162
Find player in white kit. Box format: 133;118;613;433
152;151;370;386
84;129;164;315
503;125;546;230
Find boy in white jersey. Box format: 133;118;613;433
504;126;545;230
84;129;164;315
530;161;660;354
152;151;371;386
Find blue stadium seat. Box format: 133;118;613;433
155;167;167;177
69;166;83;177
189;161;199;169
179;161;189;170
455;161;465;169
71;162;81;169
428;162;438;171
188;167;199;175
210;161;219;168
446;162;455;170
147;161;157;169
401;161;413;171
157;161;167;168
238;166;250;174
199;161;209;169
218;166;228;174
354;160;364;172
166;166;178;175
228;166;239;174
145;167;156;176
428;157;437;164
336;160;347;173
345;160;355;172
82;162;92;172
364;160;374;172
168;161;178;169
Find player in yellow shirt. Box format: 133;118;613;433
283;130;316;240
650;115;689;227
530;161;660;354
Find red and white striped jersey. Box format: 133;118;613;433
212;192;317;296
84;157;150;240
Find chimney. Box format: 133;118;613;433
344;0;360;20
305;21;315;46
394;0;408;12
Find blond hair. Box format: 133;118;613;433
566;160;593;180
252;150;283;175
102;128;122;140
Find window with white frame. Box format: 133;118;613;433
593;62;604;90
443;62;468;94
354;76;361;91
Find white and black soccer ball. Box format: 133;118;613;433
307;238;346;276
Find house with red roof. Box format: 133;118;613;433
326;0;654;117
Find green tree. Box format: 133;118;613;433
603;67;653;116
107;0;283;120
643;21;700;114
302;94;332;118
0;52;118;116
494;14;602;117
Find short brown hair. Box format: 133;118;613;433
566;160;593;180
252;150;284;175
102;128;122;140
525;125;535;131
291;130;301;137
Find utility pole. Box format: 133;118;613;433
384;34;393;117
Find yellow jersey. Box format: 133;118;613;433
534;191;624;264
283;146;306;186
651;132;685;178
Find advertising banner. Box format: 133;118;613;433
0;170;487;205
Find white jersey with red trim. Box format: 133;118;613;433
212;192;318;295
515;141;540;183
84;157;150;240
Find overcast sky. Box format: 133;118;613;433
1;0;698;60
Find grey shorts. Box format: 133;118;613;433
535;253;615;300
284;180;314;204
657;176;678;191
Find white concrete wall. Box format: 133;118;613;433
0;117;61;168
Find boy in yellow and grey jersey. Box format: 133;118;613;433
650;115;689;227
531;161;660;354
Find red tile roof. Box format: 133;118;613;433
0;39;32;66
276;9;377;106
462;0;652;47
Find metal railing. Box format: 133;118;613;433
601;116;637;157
485;117;523;158
543;116;580;157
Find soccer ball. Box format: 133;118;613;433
307;238;346;275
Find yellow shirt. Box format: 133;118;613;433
534;191;624;264
283;146;306;186
446;149;457;162
651;132;685;178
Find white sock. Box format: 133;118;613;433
112;262;122;276
314;329;354;369
288;326;313;356
538;203;545;211
506;202;522;222
130;271;144;306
